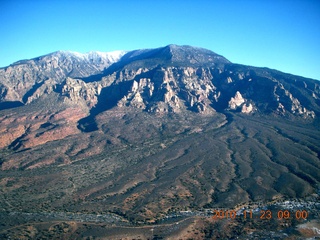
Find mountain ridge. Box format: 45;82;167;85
1;44;319;119
0;45;319;238
0;44;319;149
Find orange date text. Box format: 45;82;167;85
212;209;308;220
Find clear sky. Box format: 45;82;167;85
1;0;320;80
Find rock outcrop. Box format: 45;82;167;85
228;91;245;110
0;44;319;151
1;45;318;119
0;50;126;103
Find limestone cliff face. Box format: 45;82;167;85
0;44;319;169
0;45;319;146
0;50;126;103
228;91;245;110
1;45;318;119
115;67;218;114
95;61;319;118
62;77;101;108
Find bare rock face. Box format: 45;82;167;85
241;103;254;113
0;50;126;103
1;45;320;238
228;91;245;110
62;77;101;108
227;91;255;114
0;44;319;153
117;78;153;110
1;45;318;120
113;66;218;114
274;84;316;118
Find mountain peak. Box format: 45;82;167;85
163;44;231;65
52;50;127;63
1;44;320;240
115;44;230;70
1;44;319;120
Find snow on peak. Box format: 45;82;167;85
87;50;127;63
56;50;127;64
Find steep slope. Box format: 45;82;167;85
0;44;319;161
0;50;126;104
0;45;319;234
1;45;318;118
73;45;319;134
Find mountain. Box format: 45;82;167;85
0;45;319;239
0;50;126;104
1;44;318;116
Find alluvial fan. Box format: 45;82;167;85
0;45;319;239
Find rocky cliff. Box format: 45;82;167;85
0;44;319;154
0;45;320;232
0;50;126;103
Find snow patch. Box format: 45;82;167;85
57;50;127;63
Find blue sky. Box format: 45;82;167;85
1;0;320;80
